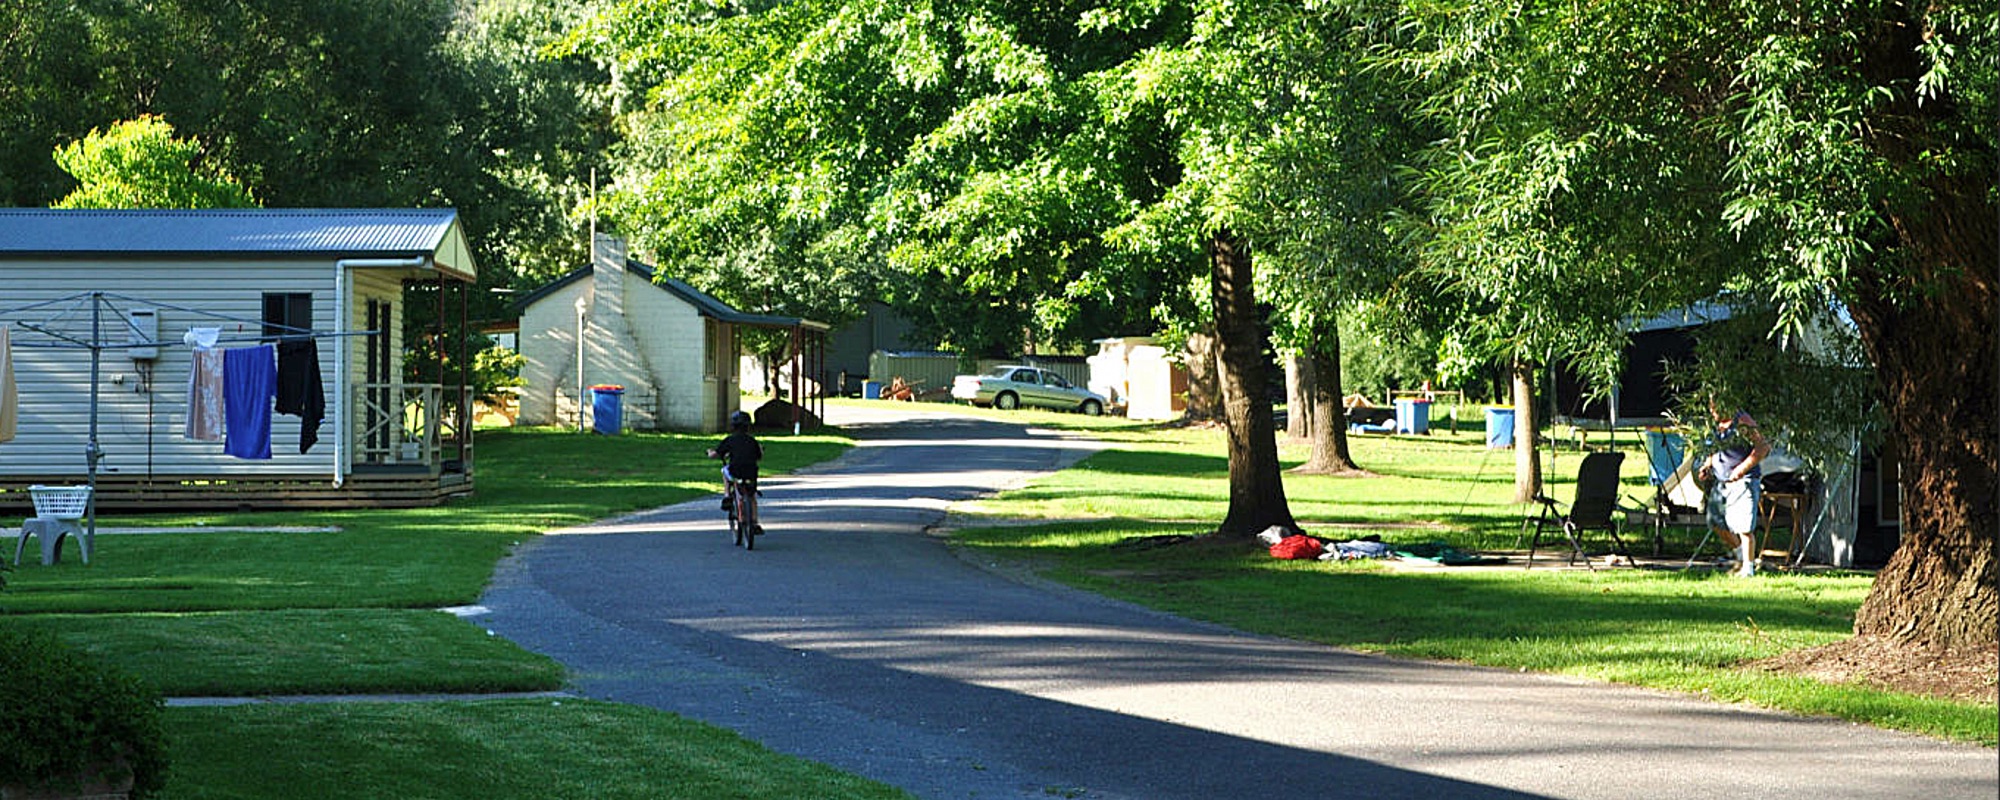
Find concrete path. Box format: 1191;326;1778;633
475;406;1996;800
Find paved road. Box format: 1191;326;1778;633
475;406;1996;800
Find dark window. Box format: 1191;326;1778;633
262;292;313;340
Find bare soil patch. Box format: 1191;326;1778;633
1750;635;1998;705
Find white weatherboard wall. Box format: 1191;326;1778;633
0;257;408;480
517;279;583;427
517;234;733;432
1125;344;1186;421
618;260;715;432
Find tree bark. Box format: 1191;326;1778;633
1298;324;1361;474
1840;8;2000;654
1285;352;1312;440
1511;359;1542;504
1848;279;1998;653
1182;331;1223;424
1209;229;1297;537
1841;166;1998;653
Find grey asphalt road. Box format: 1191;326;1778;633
474;405;1997;800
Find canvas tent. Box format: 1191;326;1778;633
1551;303;1894;567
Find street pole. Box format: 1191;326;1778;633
575;295;588;433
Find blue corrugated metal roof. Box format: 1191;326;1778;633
0;208;460;257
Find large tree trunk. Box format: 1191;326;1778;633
1510;359;1542;504
1298;324;1361;474
1182;331;1223;424
1209;230;1296;538
1842;163;1998;653
1285;352;1312;440
1848;286;1998;653
1840;7;1999;655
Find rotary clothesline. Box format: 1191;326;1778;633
0;291;375;538
2;290;374;350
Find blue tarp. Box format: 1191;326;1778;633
1484;407;1514;448
1643;430;1686;487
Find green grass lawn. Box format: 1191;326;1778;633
1;406;1988;800
165;699;913;800
1;424;873;798
944;414;1997;745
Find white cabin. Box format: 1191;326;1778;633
0;209;479;510
514;234;827;433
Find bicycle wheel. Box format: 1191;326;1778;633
741;486;758;550
728;488;743;547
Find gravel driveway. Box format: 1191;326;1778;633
475;405;1996;800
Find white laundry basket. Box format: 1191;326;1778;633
28;485;93;520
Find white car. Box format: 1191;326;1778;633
952;365;1107;415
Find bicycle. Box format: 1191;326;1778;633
726;475;762;549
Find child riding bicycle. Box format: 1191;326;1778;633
707;410;763;512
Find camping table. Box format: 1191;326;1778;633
1759;492;1810;568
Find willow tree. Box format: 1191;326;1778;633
1394;1;1996;655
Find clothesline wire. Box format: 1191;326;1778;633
0;290;378;350
1;291;357;541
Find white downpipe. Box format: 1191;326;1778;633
333;263;343;487
334;257;428;487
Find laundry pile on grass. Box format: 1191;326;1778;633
1256;527;1507;566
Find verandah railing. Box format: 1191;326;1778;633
351;383;471;469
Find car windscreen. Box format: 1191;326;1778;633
985;366;1019;378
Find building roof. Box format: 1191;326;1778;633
0;208;475;281
516;258;829;332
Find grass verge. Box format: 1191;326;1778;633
944;415;1998;746
2;424;867;797
163;699;912;799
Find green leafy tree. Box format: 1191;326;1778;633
0;0;122;204
449;0;618;291
50;116;256;209
576;0;1174;359
2;0;608;305
1241;3;1426;475
573;0;904;361
1391;0;1996;654
1094;0;1422;529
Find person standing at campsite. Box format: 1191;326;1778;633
1698;399;1771;576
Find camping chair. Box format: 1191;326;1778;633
1640;431;1709;557
1526;451;1630;569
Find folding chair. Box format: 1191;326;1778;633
1640;430;1709;558
1527;451;1630;569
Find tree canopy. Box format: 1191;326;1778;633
3;0;1990;655
1388;0;1996;652
51;116;256;209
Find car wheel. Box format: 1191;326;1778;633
995;392;1020;410
1080;399;1103;416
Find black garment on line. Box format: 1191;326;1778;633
275;338;325;454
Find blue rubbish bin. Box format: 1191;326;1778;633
1484;406;1515;448
1394;399;1432;435
863;380;883;400
590;385;625;434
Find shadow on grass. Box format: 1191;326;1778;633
954;518;1868;663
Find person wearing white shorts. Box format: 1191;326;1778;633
1698;401;1770;577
